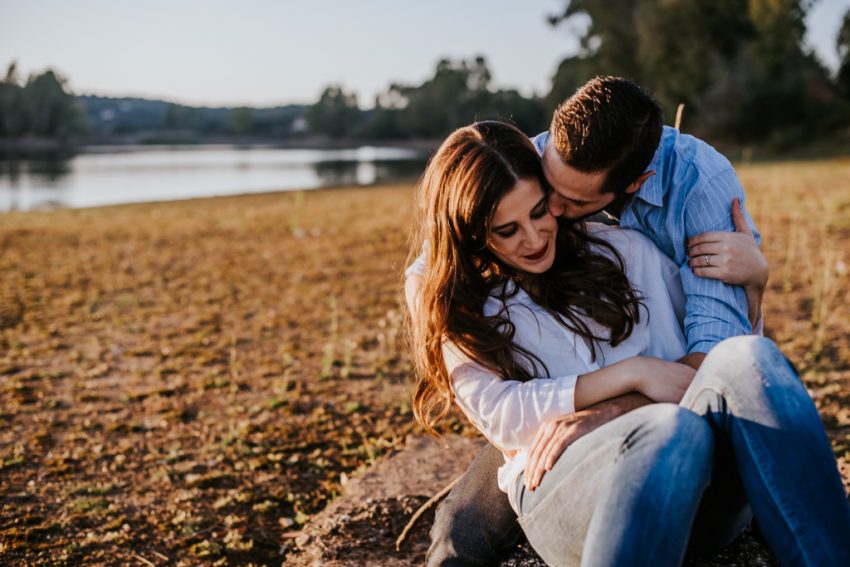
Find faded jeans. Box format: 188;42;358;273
427;337;850;566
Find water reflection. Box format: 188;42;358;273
0;146;429;212
312;159;424;186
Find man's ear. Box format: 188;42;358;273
625;171;655;195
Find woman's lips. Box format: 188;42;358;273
524;241;549;261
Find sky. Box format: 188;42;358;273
1;0;848;109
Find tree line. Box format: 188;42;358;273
306;57;548;141
541;0;850;147
0;64;305;143
0;62;86;138
2;1;850;150
307;0;850;149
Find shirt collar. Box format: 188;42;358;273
632;126;674;208
490;280;536;307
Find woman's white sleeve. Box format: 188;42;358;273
444;342;578;451
404;240;429;279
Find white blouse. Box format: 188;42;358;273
439;225;688;500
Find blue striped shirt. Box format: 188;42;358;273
532;126;760;354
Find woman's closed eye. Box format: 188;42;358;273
530;198;548;219
492;198;548;239
494;225;517;239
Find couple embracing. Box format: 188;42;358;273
403;76;850;566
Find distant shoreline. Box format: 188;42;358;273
0;137;441;155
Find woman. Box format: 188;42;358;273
407;120;850;566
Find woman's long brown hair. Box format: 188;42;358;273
407;121;642;436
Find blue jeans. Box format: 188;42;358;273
428;337;850;566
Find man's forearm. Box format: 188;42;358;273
568;392;653;435
745;283;765;330
679;351;706;370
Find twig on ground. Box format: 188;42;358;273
132;554;156;567
395;475;463;551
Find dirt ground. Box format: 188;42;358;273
1;157;849;565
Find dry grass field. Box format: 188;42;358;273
1;157;849;565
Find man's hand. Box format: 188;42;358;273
525;393;651;491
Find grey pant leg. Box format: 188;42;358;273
427;443;524;566
513;404;715;567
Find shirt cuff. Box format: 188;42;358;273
688;338;720;355
553;374;578;416
404;241;429;279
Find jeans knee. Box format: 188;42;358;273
710;336;779;364
629;405;714;463
701;336;796;390
708;336;796;376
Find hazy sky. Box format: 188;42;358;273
1;0;848;108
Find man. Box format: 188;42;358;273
406;76;770;565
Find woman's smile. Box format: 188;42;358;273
524;241;550;261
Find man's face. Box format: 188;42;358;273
541;139;615;220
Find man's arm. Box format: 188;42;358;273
678;170;759;364
687;198;768;330
678;352;706;370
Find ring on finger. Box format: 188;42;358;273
703;254;711;266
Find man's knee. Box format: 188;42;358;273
629;405;714;465
427;444;521;566
701;336;797;389
709;336;779;364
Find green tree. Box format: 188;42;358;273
396;58;475;137
838;8;850;96
0;62;26;137
163;103;179;130
359;56;546;140
548;0;642;81
546;0;835;145
305;85;361;138
545;56;596;112
228;107;254;137
351;94;405;140
23;69;82;137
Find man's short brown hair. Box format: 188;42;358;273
550;76;662;195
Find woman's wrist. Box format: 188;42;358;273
575;357;645;410
613;357;645;396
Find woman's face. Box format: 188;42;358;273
487;177;557;274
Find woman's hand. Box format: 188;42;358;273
686;198;768;328
687;198;769;291
626;356;696;404
525;393;652;491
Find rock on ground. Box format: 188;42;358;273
285;435;779;566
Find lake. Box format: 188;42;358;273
0;145;430;212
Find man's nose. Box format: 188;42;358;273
547;193;566;217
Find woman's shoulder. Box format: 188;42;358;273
483;280;535;316
586;222;655;250
586;223;678;279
